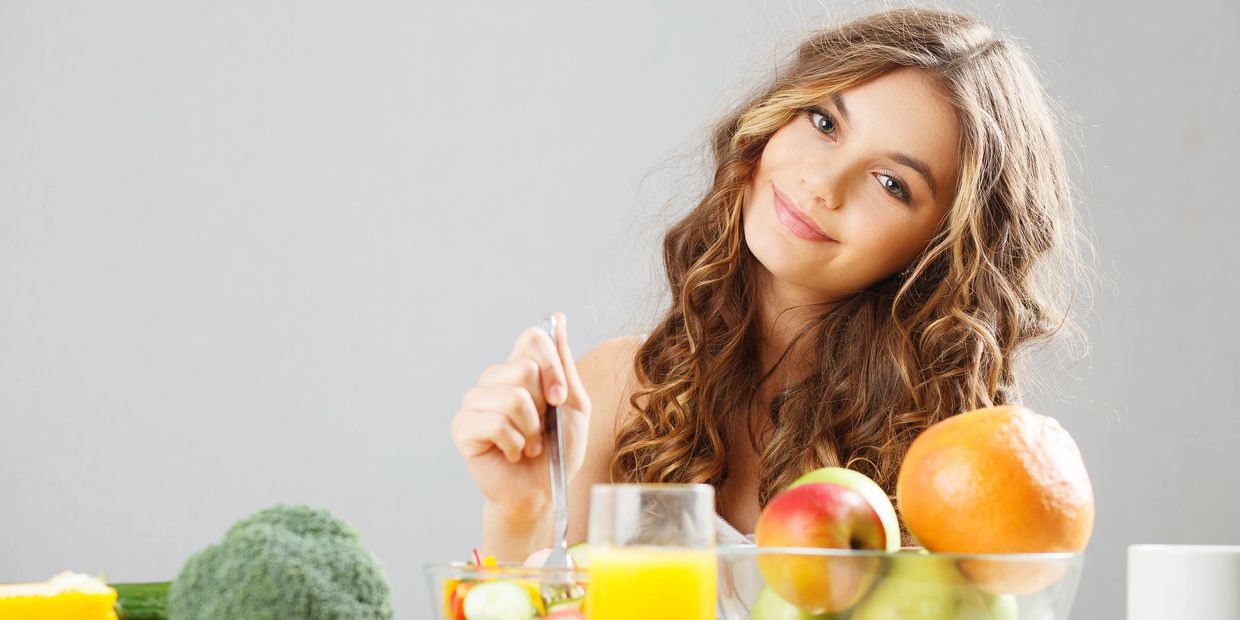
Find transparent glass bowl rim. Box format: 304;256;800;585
424;544;1082;579
424;562;582;581
715;544;1082;564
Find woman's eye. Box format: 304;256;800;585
878;173;911;202
803;107;911;204
807;108;837;136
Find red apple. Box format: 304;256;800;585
789;467;900;552
755;482;886;614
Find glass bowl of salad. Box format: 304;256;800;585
424;555;587;620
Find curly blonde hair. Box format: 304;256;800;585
611;7;1088;509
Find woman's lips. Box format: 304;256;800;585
773;187;835;242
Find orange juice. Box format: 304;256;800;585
585;546;716;619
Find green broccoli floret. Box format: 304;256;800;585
167;504;393;620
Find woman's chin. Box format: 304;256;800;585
751;260;832;299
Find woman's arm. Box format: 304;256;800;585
565;336;643;545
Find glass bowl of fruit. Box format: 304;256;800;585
424;551;588;620
715;545;1083;619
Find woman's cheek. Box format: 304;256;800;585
852;218;909;273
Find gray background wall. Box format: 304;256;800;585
2;1;1237;617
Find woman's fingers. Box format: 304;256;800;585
463;384;542;436
476;358;548;441
477;357;540;394
454;314;588;469
552;313;589;413
461;383;543;456
452;409;528;463
508;323;568;407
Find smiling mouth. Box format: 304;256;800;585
773;186;835;242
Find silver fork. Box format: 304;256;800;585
539;315;571;570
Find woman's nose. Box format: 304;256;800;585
799;163;848;211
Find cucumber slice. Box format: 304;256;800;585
461;581;534;620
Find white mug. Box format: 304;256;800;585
1128;544;1240;620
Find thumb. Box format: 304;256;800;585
553;312;589;414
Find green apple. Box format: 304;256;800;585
790;467;900;552
850;552;990;620
749;586;838;620
566;542;590;568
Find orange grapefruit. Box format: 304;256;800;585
896;404;1095;594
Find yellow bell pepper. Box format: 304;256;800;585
0;572;118;620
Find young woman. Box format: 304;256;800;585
451;7;1086;560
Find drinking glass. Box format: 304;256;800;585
585;483;717;620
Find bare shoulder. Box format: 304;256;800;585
565;334;647;543
578;334;646;371
576;334;646;428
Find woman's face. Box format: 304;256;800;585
743;68;962;304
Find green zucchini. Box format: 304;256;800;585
112;582;170;620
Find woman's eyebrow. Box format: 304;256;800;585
885;152;939;199
832;93;850;122
833;93;939;200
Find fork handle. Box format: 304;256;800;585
546;402;569;546
540;316;570;562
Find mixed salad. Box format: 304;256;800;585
441;546;588;620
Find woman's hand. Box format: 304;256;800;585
451;312;592;524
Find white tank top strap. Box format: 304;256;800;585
713;513;756;545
